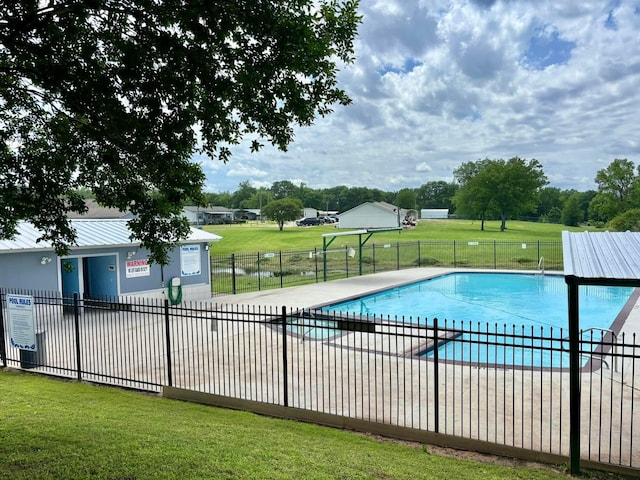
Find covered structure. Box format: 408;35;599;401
0;219;222;303
562;230;640;474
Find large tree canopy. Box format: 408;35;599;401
453;157;547;231
0;0;360;263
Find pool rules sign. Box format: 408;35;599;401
7;294;37;351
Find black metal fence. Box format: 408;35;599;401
1;290;638;474
210;240;563;294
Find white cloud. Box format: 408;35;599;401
196;0;640;195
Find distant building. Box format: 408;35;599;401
67;199;133;219
303;207;319;219
338;202;406;229
183;206;207;225
420;209;449;219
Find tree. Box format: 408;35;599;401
395;188;416;210
238;188;273;210
203;192;232;208
453;159;497;230
271;181;300;201
230;181;257;209
415;181;458;211
594;159;640;217
454;157;547;231
261;198;303;231
536;187;562;218
0;1;360;263
609;208;640;232
561;194;582;227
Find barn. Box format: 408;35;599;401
0;219;221;303
338;202;407;229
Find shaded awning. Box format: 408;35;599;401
562;231;640;286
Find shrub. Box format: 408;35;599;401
414;257;439;266
513;257;534;264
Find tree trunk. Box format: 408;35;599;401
500;212;507;231
480;211;485;231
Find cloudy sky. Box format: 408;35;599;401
198;0;640;195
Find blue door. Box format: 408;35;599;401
84;256;117;300
61;258;80;307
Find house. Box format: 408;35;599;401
338;202;407;229
203;206;234;224
67;199;134;219
182;206;207;225
0;219;222;303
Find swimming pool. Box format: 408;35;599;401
316;272;635;366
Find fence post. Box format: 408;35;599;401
453;240;457;267
396;242;400;270
494;240;497;269
372;243;377;273
418;241;421;267
345;246;349;278
567;280;581;474
281;306;289;407
164;299;173;387
231;253;237;295
73;293;82;382
279;251;284;288
257;253;261;291
314;248;319;283
0;291;7;368
433;317;440;433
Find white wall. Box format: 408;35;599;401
421;209;449;219
339;204;400;229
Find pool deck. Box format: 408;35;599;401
204;267;640;467
211;267;640;336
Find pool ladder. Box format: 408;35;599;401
537;256;544;274
565;328;618;372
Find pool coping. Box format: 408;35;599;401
211;267;640;373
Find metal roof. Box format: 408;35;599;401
562;230;640;285
0;219;222;253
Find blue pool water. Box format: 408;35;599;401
317;273;635;366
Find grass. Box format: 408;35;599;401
205;219;601;256
0;370;594;480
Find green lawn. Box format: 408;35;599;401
0;370;591;480
205;219;601;256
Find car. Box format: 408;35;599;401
320;216;336;224
296;217;325;226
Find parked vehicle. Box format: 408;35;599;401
320;216;336;224
296;217;325;226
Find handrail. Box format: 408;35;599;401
537;256;544;274
583;327;618;372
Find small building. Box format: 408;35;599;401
0;219;222;302
67;199;134;220
420;209;449;219
204;206;234;224
234;209;261;221
182;206;207;225
338;202;406;229
303;207;319;219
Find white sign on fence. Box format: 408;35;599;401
7;294;36;351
